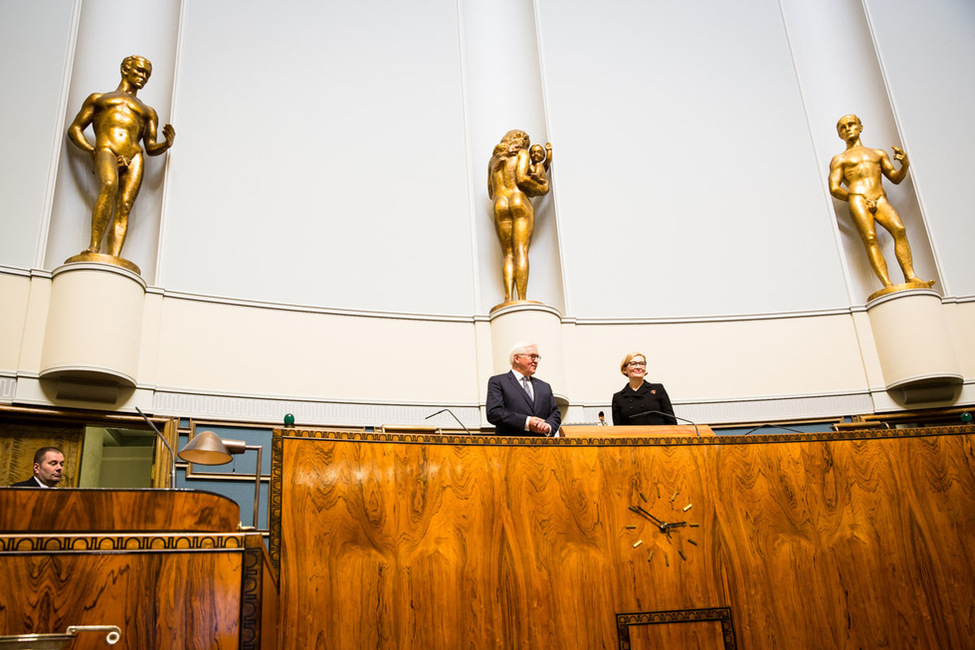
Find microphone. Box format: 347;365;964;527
135;406;177;488
424;408;472;435
741;423;804;435
630;410;700;437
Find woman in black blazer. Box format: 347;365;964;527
611;352;677;426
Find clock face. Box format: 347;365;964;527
626;486;699;567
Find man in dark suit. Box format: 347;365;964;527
487;342;561;437
10;447;64;488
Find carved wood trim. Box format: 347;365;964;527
0;532;247;552
274;424;974;447
240;544;263;650
617;607;737;650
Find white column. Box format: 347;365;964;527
45;0;182;284
866;290;962;403
461;0;566;314
40;263;148;391
779;0;938;300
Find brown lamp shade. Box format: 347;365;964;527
178;430;246;466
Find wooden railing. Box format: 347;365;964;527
0;488;277;650
269;425;975;649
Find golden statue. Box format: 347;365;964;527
828;114;932;297
66;55;175;273
488;130;552;307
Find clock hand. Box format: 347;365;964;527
629;505;669;533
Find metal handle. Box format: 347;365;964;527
65;626;121;645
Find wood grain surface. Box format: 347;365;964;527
273;428;975;649
0;549;242;649
0;488;240;533
0;531;275;649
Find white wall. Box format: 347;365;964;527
0;0;76;269
158;0;476;315
1;0;973;426
537;0;849;318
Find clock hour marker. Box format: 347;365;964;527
633;539;643;548
683;504;692;512
670;490;679;502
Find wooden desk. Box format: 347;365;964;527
270;425;975;649
0;489;276;650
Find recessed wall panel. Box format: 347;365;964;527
863;0;975;298
537;0;849;318
160;0;474;315
0;0;75;269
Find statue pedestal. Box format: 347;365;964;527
39;262;147;399
488;302;567;408
867;279;936;302
866;288;962;403
64;251;141;276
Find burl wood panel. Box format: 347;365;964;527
0;488;240;533
274;429;975;649
0;548;243;649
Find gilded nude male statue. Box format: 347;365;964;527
828;114;931;295
67;55;175;267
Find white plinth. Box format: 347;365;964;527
40;262;147;390
866;289;963;403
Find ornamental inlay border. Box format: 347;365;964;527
277;424;973;447
617;606;737;650
0;533;247;553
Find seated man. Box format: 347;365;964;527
11;447;65;488
487;342;561;437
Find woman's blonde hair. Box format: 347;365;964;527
620;352;646;376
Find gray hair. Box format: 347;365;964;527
509;341;537;365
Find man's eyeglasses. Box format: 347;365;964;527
518;354;542;361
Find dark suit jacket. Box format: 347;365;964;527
10;477;43;488
486;370;561;437
611;381;677;426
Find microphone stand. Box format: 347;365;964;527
741;423;805;435
135;407;177;488
630;410;700;436
425;408;472;435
